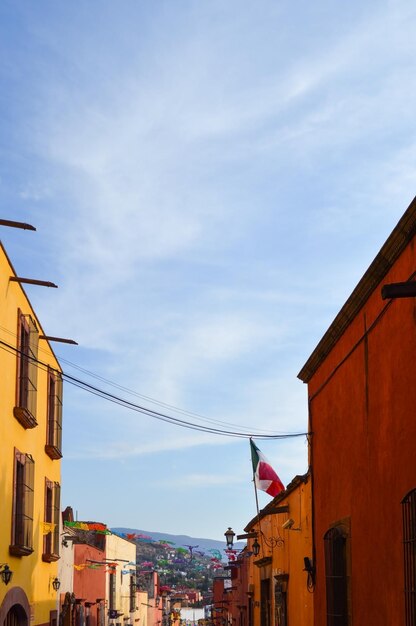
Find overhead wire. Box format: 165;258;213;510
0;337;309;440
54;355;285;435
0;322;286;435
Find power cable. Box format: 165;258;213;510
0;338;309;440
0;323;286;435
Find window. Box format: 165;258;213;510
129;575;136;613
14;312;39;428
248;597;253;626
45;368;63;459
10;450;35;556
260;579;270;626
109;569;116;611
402;488;416;625
43;479;61;561
274;576;288;626
324;526;350;626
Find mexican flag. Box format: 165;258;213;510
250;439;284;497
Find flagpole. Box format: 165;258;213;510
250;438;264;552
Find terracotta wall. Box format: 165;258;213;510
306;229;416;623
73;544;106;605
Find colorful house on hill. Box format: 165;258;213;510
298;196;416;625
0;239;64;626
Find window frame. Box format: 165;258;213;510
109;569;116;611
14;312;39;429
260;578;271;626
129;574;136;613
274;575;288;626
402;487;416;625
45;367;63;459
10;449;35;556
324;524;350;626
43;479;61;562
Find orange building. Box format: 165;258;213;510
227;548;250;626
244;474;313;626
212;576;232;626
298;197;416;625
211;550;250;626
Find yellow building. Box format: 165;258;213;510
105;533;138;624
0;241;63;626
245;474;313;626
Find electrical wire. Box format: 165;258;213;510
54;355;286;435
0;322;290;436
0;338;309;440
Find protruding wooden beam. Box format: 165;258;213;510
0;219;36;231
381;281;416;300
10;277;58;288
39;336;78;345
237;532;258;540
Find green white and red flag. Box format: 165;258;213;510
250;438;284;497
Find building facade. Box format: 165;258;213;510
58;517;139;626
244;474;313;626
298;196;416;625
0;242;63;626
105;533;138;626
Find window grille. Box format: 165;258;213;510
402;488;416;625
130;575;136;613
260;579;270;626
43;480;61;561
14;313;39;428
324;526;349;626
109;572;116;610
45;369;63;459
275;581;287;626
10;450;34;555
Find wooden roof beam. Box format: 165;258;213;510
39;336;78;345
10;276;58;288
0;219;36;230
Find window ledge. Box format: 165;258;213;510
253;556;272;568
45;444;63;460
9;544;34;557
42;553;60;563
13;406;37;429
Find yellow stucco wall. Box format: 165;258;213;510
137;591;149;626
105;533;137;620
0;242;62;626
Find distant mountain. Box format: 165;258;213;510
111;527;245;555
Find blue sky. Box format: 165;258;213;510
1;0;415;540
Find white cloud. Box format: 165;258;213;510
64;430;230;461
3;0;416;535
158;473;246;488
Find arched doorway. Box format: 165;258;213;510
4;604;28;626
0;588;30;626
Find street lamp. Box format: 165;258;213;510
0;564;13;586
224;528;235;548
